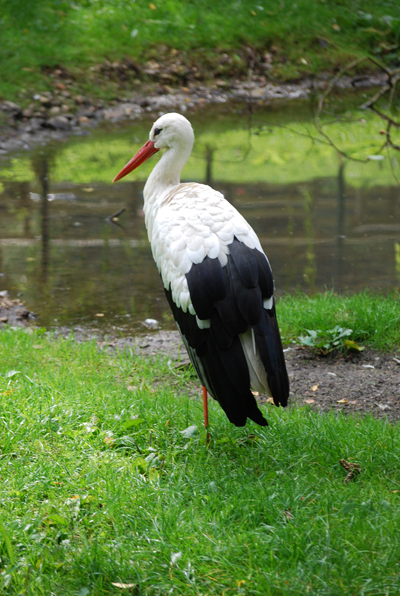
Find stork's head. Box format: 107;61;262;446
113;112;194;182
150;112;194;151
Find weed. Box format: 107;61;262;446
277;290;400;352
298;326;364;355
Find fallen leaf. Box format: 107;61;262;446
332;23;340;31
300;57;308;65
284;509;294;520
340;459;361;484
344;340;364;352
311;384;319;392
83;187;94;192
266;397;274;404
304;398;315;404
170;551;182;566
250;10;256;16
111;583;137;590
149;2;156;8
251;390;259;397
180;425;198;438
392;490;399;493
5;370;20;378
337;399;348;404
95;313;104;317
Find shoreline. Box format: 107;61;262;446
0;71;387;156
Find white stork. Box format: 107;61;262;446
113;113;289;428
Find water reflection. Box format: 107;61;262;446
0;104;399;333
335;161;346;287
31;152;52;282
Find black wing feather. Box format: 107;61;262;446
229;238;259;288
164;237;289;427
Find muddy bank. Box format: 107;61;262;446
0;72;387;156
0;291;37;328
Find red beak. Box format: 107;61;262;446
113;140;160;182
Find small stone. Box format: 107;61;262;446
22;108;33;118
1;101;22;117
26;117;45;132
74;94;86;104
1;100;21;112
49;106;61;116
143;318;159;329
38;95;52;106
78;108;95;118
47;116;71;130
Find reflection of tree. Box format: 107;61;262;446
315;57;400;162
205;144;214;186
395;243;400;286
283;203;299;285
302;189;316;290
31;150;55;283
10;182;32;237
335;161;346;286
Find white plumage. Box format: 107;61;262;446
114;112;289;427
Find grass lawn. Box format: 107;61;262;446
1;323;400;594
0;0;399;102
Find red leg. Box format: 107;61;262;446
202;385;210;442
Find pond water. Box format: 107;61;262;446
0;96;399;334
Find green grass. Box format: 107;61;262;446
1;327;400;594
278;290;400;352
1;0;400;103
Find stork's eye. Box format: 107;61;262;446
154;128;162;136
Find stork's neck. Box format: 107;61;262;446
143;141;192;234
145;145;190;197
